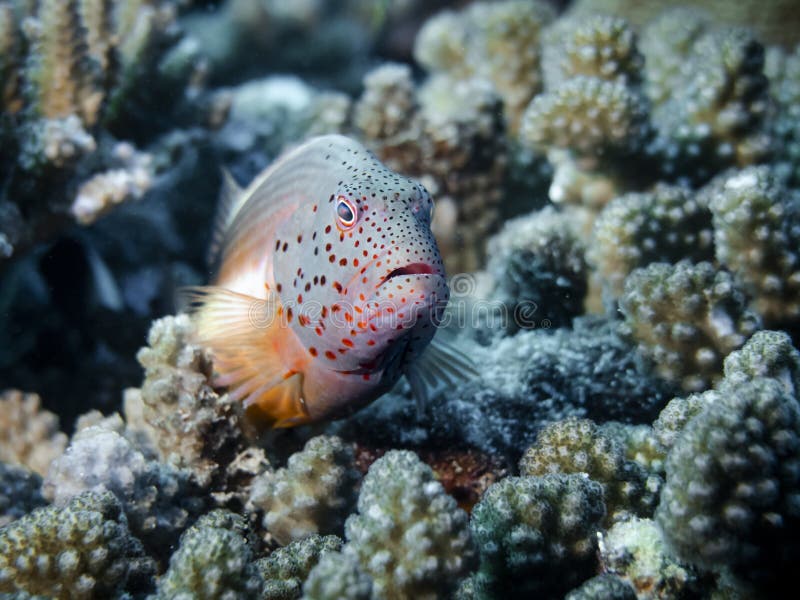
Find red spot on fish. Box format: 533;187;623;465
286;307;293;322
325;225;332;234
309;347;318;357
342;338;353;347
333;281;343;293
315;327;323;336
329;255;336;263
367;339;375;346
325;351;336;360
297;294;303;303
344;312;353;323
299;314;310;326
339;258;347;266
362;374;371;381
321;306;328;318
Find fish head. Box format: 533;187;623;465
271;142;448;382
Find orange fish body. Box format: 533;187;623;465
187;135;470;427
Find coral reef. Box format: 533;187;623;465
565;574;637;600
519;418;660;523
301;549;372;600
590;185;714;300
722;329;800;393
0;463;46;527
619;261;761;391
0;390;67;477
599;517;704;599
344;450;474;599
248;435;360;546
0;0;211;262
257;534;342;600
469;473;605;599
151;510;264;599
656;377;800;593
0;491;156;598
133;314;252;490
42;418;206;561
706;166;800;328
486;207;588;330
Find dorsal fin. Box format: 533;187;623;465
207;169;245;267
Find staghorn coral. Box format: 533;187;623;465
0;462;46;527
0;390;67;477
42;419;206;562
487;206;588;330
151;510;264;600
469;473;605;599
301;549;372;600
599;517;704;600
656;377;800;593
0;0;210;262
519;418;660;523
541;14;644;90
565;574;637;600
248;435;360;546
619;261;761;392
707;166;800;327
133;314;249;489
0;491;156;599
257;534;343;600
722;329;800;394
590;185;714;300
344;450;474;600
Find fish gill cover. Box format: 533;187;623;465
0;1;799;598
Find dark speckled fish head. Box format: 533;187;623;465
271;138;448;379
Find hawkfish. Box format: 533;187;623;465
185;135;473;427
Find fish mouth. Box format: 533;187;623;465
378;262;437;287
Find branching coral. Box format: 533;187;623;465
353;63;506;272
565;574;637;600
257;534;342;600
519;418;660;523
42;420;206;562
599;517;704;600
722;329;800;394
0;390;67;477
133;314;250;489
469;473;605;599
0;491;156;599
0;0;210;262
151;510;264;599
301;549;372;600
619;261;761;391
541;14;644;90
344;450;474;599
652;391;715;454
487;207;588;330
248;435;360;546
707;166;800;328
766;43;800;187
590;185;714;300
413;0;554;134
656;377;800;593
0;462;46;527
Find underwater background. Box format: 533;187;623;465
1;0;800;598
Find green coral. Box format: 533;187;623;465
707;166;800;327
257;534;342;600
656;377;800;592
590;185;714;299
0;491;155;599
249;435;359;546
469;474;605;599
301;550;372;600
652;391;716;453
600;517;704;599
766;44;800;187
344;450;474;600
151;510;263;600
519;418;660;523
564;574;637;600
619;261;761;391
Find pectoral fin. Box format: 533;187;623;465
179;286;310;427
404;334;478;414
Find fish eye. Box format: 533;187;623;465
336;196;357;228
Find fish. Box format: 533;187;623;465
183;134;474;427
